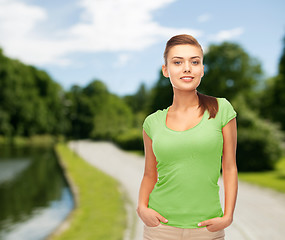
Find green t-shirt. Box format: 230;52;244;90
142;97;237;228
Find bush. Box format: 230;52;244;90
0;134;56;146
233;95;285;171
113;128;143;151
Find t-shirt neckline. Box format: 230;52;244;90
164;106;207;133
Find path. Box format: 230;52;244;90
68;140;285;240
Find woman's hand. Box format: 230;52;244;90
197;216;233;232
136;206;168;227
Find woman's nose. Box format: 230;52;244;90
184;62;191;72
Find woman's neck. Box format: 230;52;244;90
170;89;199;111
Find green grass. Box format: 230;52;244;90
238;157;285;193
51;143;127;240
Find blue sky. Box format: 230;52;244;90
0;0;284;97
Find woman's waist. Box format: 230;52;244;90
148;198;223;226
149;185;221;206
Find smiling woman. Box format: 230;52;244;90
137;34;238;240
162;44;204;90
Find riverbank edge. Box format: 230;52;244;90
68;140;139;240
46;142;128;240
45;144;80;240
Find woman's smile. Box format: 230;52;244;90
181;76;194;82
162;44;204;92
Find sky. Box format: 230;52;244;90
0;0;284;97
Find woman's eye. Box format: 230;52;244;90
192;60;199;65
174;61;182;65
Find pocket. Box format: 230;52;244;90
205;226;225;236
205;226;220;233
145;222;162;228
205;226;214;232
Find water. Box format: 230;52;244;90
0;145;74;240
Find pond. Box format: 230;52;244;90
0;145;74;240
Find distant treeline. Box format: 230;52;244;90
0;36;285;171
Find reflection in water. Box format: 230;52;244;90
0;145;74;240
0;159;31;184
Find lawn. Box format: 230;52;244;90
50;143;127;240
237;157;285;193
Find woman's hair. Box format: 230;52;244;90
163;34;218;120
163;34;203;66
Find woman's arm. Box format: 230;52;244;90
198;117;237;230
221;117;238;223
136;129;168;226
137;129;158;210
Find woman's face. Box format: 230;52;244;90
162;44;204;92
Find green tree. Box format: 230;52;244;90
66;80;133;140
123;82;148;113
147;70;173;114
259;35;285;131
200;42;263;102
91;93;133;140
233;94;284;171
65;85;93;139
0;49;66;138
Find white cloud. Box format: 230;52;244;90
0;0;203;66
197;14;211;23
0;0;46;37
0;0;70;65
114;53;132;68
209;27;244;42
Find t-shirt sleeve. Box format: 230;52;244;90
142;115;152;140
221;98;237;128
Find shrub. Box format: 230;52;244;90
113;128;143;151
233;95;285;171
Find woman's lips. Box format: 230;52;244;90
181;76;194;82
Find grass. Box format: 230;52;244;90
238;156;285;193
51;143;127;240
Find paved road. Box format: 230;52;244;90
68;140;285;240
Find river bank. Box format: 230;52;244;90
48;143;127;240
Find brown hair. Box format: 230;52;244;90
164;34;218;119
163;34;203;66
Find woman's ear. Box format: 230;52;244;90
162;64;169;78
201;65;204;78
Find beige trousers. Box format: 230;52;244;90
143;222;225;240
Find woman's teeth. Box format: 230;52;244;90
181;77;194;81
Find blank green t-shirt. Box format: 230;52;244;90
142;97;237;228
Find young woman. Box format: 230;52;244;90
137;34;238;240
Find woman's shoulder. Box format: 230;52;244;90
216;97;234;107
215;97;237;121
143;108;165;122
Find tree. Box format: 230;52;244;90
200;42;263;102
147;69;173;114
66;80;133;140
91;93;133;140
233;94;284;171
0;49;66;138
259;35;285;131
123;83;148;113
